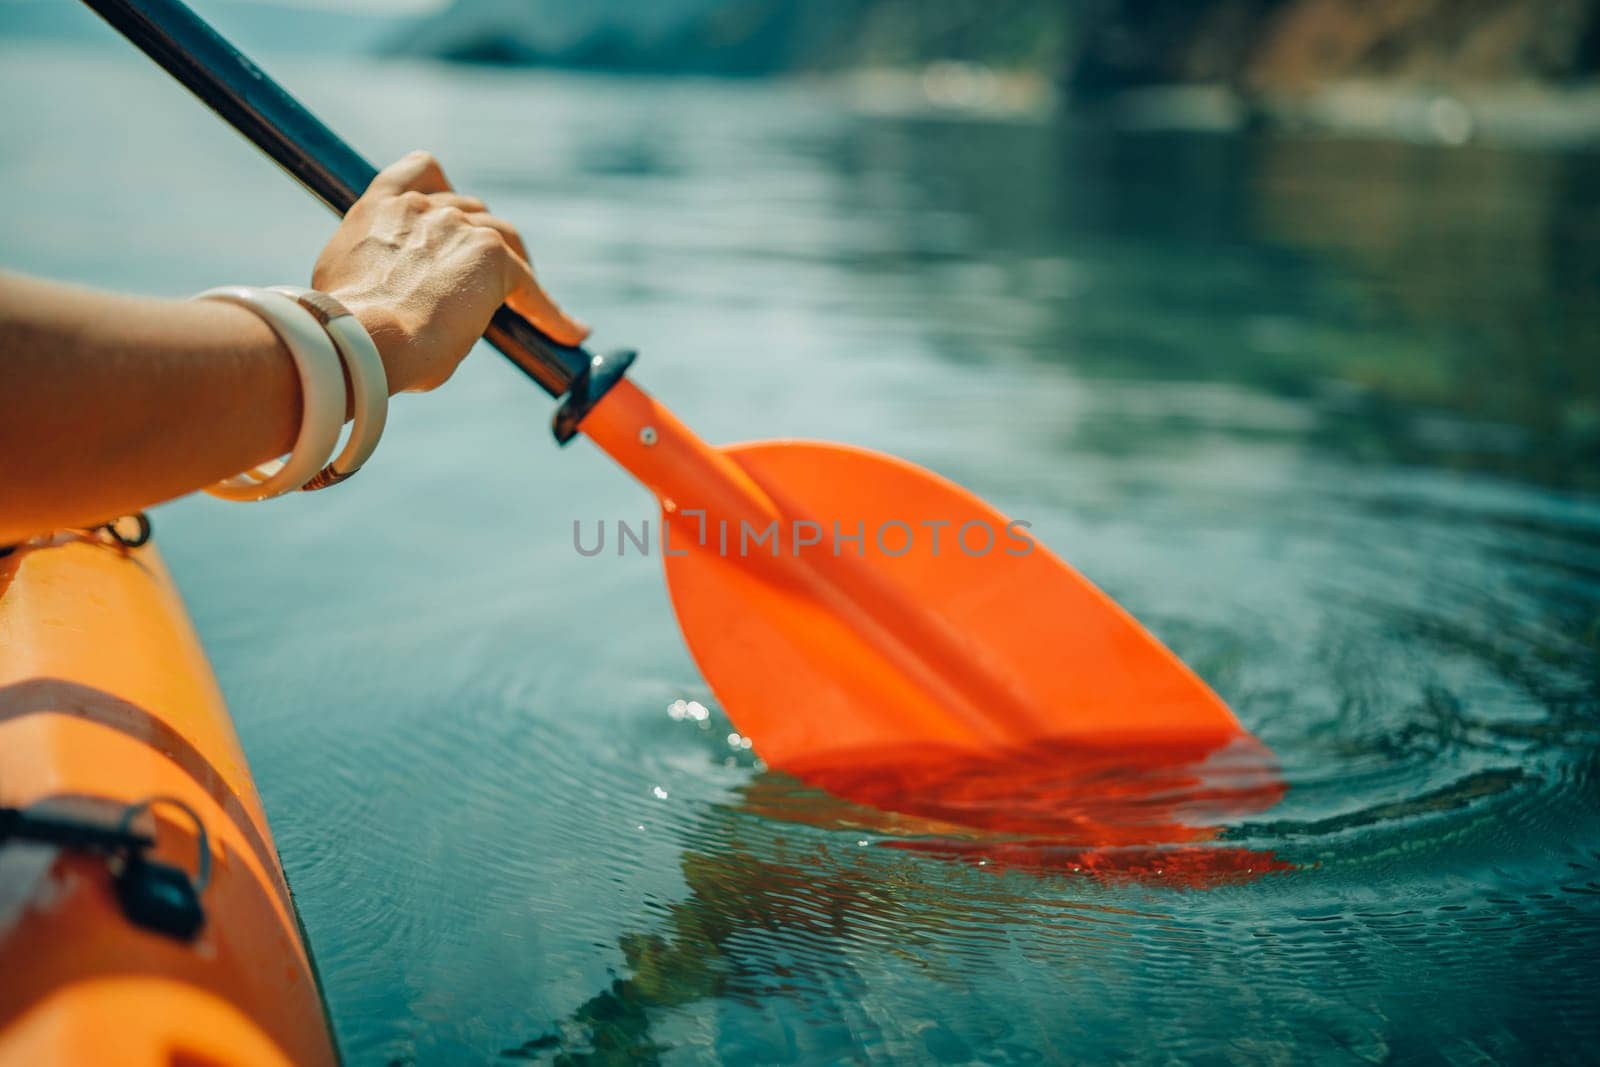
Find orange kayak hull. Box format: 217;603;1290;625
0;537;337;1066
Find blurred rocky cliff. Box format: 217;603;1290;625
392;0;1600;89
1069;0;1600;94
388;0;1069;75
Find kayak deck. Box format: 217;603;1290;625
0;535;337;1066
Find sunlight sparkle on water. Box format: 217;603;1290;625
667;699;710;723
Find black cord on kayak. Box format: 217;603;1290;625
99;512;153;549
1;795;209;941
116;795;212;891
0;512;152;560
75;512;153;550
0;805;154;853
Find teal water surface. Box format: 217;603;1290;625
3;36;1600;1065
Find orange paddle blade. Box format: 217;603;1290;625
582;380;1254;773
581;380;1286;874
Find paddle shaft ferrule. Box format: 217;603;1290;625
81;0;626;439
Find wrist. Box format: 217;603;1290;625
326;291;416;395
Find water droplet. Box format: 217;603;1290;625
685;701;709;722
667;699;689;721
727;732;743;748
651;785;669;800
857;839;870;847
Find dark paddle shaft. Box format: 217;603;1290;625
81;0;634;441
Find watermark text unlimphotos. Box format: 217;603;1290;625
572;512;1034;558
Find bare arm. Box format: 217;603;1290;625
0;151;585;544
0;276;309;541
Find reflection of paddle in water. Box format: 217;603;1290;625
760;733;1293;883
502;740;1290;1062
500;831;1181;1063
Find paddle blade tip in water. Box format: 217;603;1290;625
578;383;1283;865
659;439;1255;772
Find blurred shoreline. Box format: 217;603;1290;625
6;0;1598;150
373;0;1600;149
823;64;1600;152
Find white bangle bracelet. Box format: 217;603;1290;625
194;286;346;501
270;286;388;490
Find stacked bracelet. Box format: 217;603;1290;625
269;286;388;490
193;285;388;500
195;286;344;501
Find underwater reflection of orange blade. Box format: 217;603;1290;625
581;381;1286;860
743;737;1290;885
881;840;1295;887
791;735;1287;843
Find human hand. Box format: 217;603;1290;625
311;150;587;393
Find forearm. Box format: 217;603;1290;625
0;272;302;542
0;154;586;544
